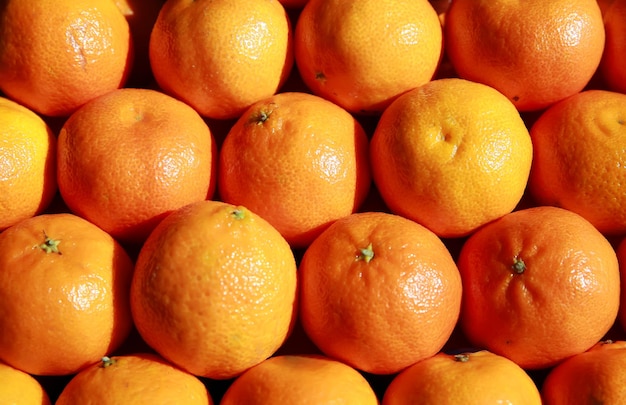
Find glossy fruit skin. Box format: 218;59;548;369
130;200;298;380
0;0;133;117
529;89;626;235
0;361;52;405
57;88;216;245
0;213;135;376
150;0;294;119
218;91;371;249
458;206;620;370
444;0;605;111
56;354;213;405
220;355;378;404
299;211;462;375
383;350;542;405
295;0;443;114
542;340;626;404
370;78;533;238
0;97;57;231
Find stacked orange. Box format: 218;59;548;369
2;0;626;402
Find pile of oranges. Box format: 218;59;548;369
1;0;626;403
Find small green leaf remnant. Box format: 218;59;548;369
454;353;470;363
231;208;246;220
512;256;526;274
39;231;61;255
100;356;116;368
356;243;374;263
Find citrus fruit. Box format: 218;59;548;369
458;206;621;370
541;340;626;404
0;97;57;232
370;78;533;238
299;211;462;375
130;200;298;380
0;361;51;405
56;88;216;245
528;89;626;235
0;213;134;376
218;91;371;248
150;0;293;119
444;0;606;111
0;0;133;117
56;354;213;405
598;0;626;94
382;350;542;405
294;0;442;114
220;355;378;404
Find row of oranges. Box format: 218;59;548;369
1;0;626;403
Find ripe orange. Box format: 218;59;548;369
444;0;605;111
130;200;298;380
56;354;213;405
542;340;626;404
0;361;51;405
299;211;462;375
295;0;442;114
56;88;216;245
220;355;378;404
0;97;57;232
218;91;371;248
370;78;533;238
382;350;542;405
0;213;134;376
0;0;133;117
458;206;620;370
528;90;626;235
150;0;293;119
598;0;626;93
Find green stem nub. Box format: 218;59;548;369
454;353;470;363
231;208;246;220
357;243;374;263
39;232;61;255
512;257;526;274
100;356;116;368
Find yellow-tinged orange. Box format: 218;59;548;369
299;211;462;375
370;78;533;238
0;97;57;232
444;0;605;111
0;213;134;376
295;0;442;114
529;89;626;235
542;340;626;404
56;354;213;405
220;355;378;404
130;200;298;380
458;206;620;370
383;350;542;405
598;0;626;94
0;361;51;405
150;0;293;119
218;91;371;249
0;0;133;117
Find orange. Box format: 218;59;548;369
57;88;216;245
220;355;378;404
294;0;442;114
130;200;298;380
599;0;626;93
382;350;542;405
542;339;626;404
444;0;606;111
0;0;133;117
0;361;51;405
149;0;293;120
56;354;213;405
0;97;57;232
0;213;134;376
528;89;626;235
114;0;166;87
458;206;620;370
370;78;533;238
218;92;371;248
298;211;462;375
